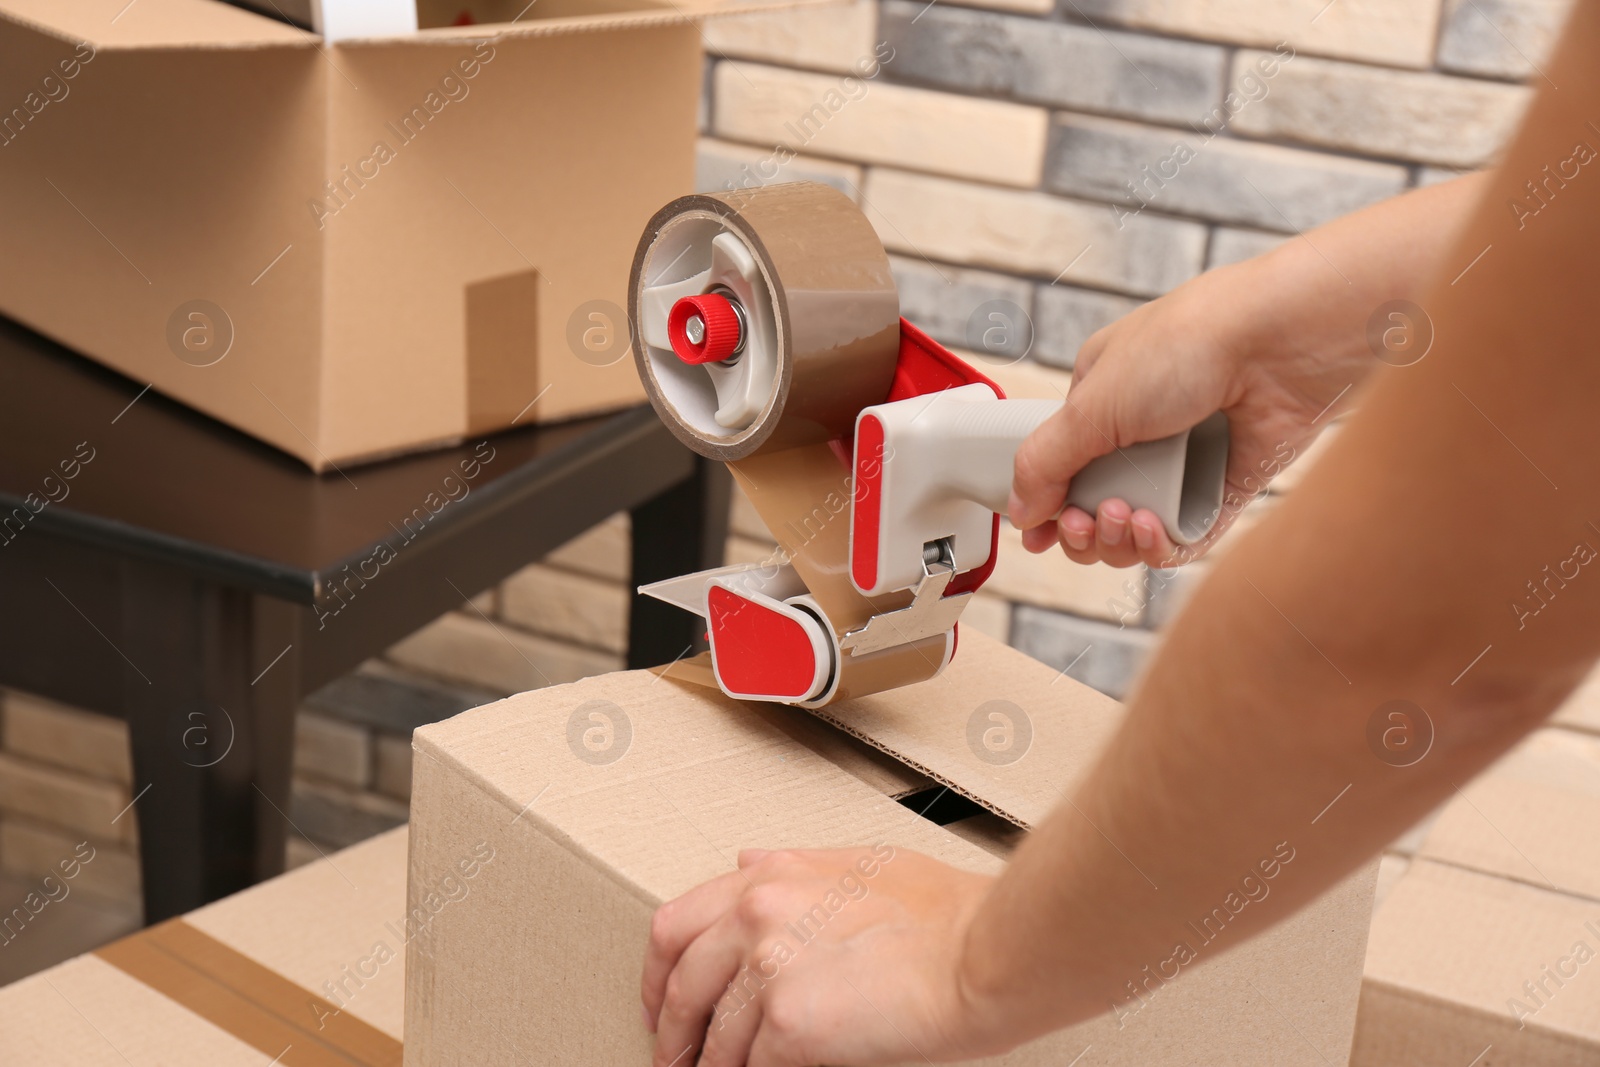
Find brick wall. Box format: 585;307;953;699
699;0;1567;694
0;0;1572;931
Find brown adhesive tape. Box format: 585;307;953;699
630;184;946;702
95;919;401;1066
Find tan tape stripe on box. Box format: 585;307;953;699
95;919;402;1067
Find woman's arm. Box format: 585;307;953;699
963;0;1600;1042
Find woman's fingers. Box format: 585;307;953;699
1010;396;1119;531
641;870;748;1031
1129;508;1180;568
651;912;747;1067
697;978;767;1067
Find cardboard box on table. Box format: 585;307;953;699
0;827;410;1065
1354;727;1600;1065
405;629;1379;1065
0;0;792;470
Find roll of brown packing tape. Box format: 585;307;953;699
630;184;947;702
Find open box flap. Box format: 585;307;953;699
2;0;836;49
342;0;841;45
0;0;315;49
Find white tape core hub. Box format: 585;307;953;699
639;214;780;438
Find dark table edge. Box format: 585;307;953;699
0;404;673;604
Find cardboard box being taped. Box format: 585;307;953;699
0;827;410;1065
405;629;1379;1064
0;0;795;469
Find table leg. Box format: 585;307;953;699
120;563;299;922
627;456;730;669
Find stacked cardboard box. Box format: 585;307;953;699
1354;724;1600;1064
404;629;1377;1064
0;827;408;1064
0;0;790;469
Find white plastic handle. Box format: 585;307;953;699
853;385;1229;595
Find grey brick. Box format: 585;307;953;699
1437;0;1571;81
1009;607;1157;699
1416;165;1474;189
1230;52;1532;169
696;139;860;199
302;666;497;738
1046;113;1408;233
879;0;1225;126
1207;226;1287;270
890;255;1034;362
1032;284;1142;369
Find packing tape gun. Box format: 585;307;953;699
629;182;1229;707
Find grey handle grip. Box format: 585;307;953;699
1064;411;1230;545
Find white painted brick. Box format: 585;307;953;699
1069;0;1444;69
0;819;140;909
292;712;370;789
881;1;1226;126
387;613;622;695
543;512;629;583
714;62;1049;187
1046;112;1408;232
726;535;786;568
1033;284;1143;369
862;168;1207;296
961;593;1012;644
3;691;131;786
1207;226;1287;270
0;754;132;846
1230;51;1532;168
704;0;879;75
1437;0;1571;81
374;734;413;802
501;564;629;655
697;137;863;199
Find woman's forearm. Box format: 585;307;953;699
958;7;1600;1045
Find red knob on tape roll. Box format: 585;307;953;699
667;293;742;364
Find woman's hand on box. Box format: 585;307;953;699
641;846;1005;1067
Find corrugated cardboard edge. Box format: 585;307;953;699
662;629;1125;832
656;653;933;798
1355;978;1598;1065
0;1;316;50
